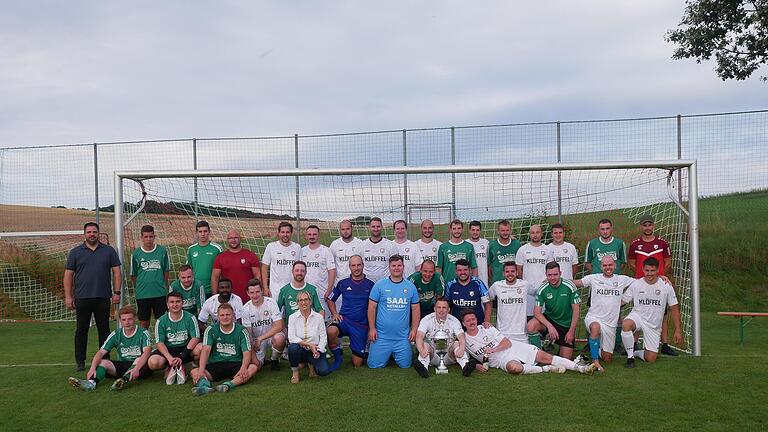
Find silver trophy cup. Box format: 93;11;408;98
433;325;450;375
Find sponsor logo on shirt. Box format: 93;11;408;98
215;342;237;356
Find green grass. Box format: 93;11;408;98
0;313;766;431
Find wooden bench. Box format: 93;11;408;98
717;312;768;347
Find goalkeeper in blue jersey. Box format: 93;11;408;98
367;255;420;369
445;259;492;326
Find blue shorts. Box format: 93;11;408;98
331;319;368;358
367;338;413;369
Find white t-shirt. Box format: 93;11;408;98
548;241;579;280
416;238;442;265
515;243;554;315
330;237;364;281
198;294;244;324
581;273;635;326
417;312;464;343
488;278;537;342
622;278;678;330
394;239;424;278
464;325;505;362
300;244;336;297
262;241;302;297
362;237;399;282
241;297;282;339
469;238;490;288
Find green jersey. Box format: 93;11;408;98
130;245;170;299
155;310;200;349
186;242;223;295
170;278;206;315
203;322;251;364
101;326;151;362
276;283;323;318
585;237;626;274
436;240;477;284
535;279;580;328
407;271;445;316
487;238;522;285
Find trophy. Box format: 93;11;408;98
432;321;450;375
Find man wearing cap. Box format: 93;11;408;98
628;214;676;356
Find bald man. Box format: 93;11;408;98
211;230;260;302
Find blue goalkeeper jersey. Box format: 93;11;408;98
369;277;420;341
330;276;375;325
446;277;490;323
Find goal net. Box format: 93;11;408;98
114;162;700;354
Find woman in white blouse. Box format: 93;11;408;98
287;291;331;383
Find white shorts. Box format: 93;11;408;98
489;342;539;370
502;332;529;346
624;311;661;353
584;314;617;353
422;340;462;366
251;338;272;364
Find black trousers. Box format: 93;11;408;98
74;298;111;364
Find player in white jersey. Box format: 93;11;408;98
547;223;579;280
393;220;423;277
198;279;244;327
461;309;596;375
415;219;442;264
488;262;537;345
301;225;337;320
572;256;634;371
362;217;399;282
240;279;285;371
620;257;682;368
261;221;302;299
413;297;471;377
468;221;490;288
515;224;554;316
330;219;365;281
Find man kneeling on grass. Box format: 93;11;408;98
190;303;257;395
68;305;152;391
146;291;201;385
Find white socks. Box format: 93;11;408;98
522;364;545;374
621;331;635;358
551;355;578;371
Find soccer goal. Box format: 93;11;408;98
113;162;701;355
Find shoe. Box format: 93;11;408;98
462;359;476;377
625;358;635;369
216;384;230;393
281;351;289;360
660;343;679;356
165;367;177;385
110;378;125;391
75;362;85;372
574;354;588;366
192;385;215;396
582;363;597;375
175;367;186;385
68;377;95;391
271;359;281;371
413;360;430;378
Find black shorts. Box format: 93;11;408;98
151;346;193;363
206;361;241;382
112;360;151;378
540;317;574;349
137;297;167;321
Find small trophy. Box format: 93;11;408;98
433;321;450;375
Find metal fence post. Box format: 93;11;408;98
193;138;199;221
451;127;456;220
93;143;100;224
294;134;301;241
677;115;683;204
556;122;562;224
402;129;408;221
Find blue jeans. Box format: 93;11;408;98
287;343;330;376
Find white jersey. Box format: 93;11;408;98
198;294;244;324
263;241;302;298
622;278;678;331
417;312;464;343
516;243;554;315
330;237;364;281
416;238;442;265
469;238;490;288
394;239;424;277
488;279;537;343
362;237;399;282
241;297;282;339
300;244;336;297
548;241;579;280
464;325;506;362
581;273;635;326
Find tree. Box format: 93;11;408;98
666;0;768;81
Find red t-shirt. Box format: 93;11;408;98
213;249;260;302
628;237;671;278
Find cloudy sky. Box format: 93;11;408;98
1;1;766;148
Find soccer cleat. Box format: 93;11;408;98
413;360;430;378
216;384;230;393
75;362;85;372
68;377;96;391
547;365;567;374
462;359;477;377
625;358;635;369
175;367;186;385
660;343;679;356
110;378;125;391
573;354;588;366
582;363;597;375
165;367;177;385
192;385;215;396
271;359;281;371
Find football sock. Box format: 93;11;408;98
528;333;542;348
634;350;646;361
455;353;468;368
588;337;601;360
197;378;211;388
621;331;635;358
222;380;235;390
330;347;343;371
551;356;578;371
94;366;107;383
522;364;544;374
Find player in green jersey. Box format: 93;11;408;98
130;225;171;329
407;260;445;317
68;306;152;391
276;261;324;319
527;262;581;359
436;219;478;284
190;303;257;395
488;219;522;285
584;218;627;275
170;265;206;315
186;220;223;297
147;292;201;385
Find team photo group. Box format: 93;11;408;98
64;214;683;395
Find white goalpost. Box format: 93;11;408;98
113;161;701;356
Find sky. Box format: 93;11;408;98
1;1;766;148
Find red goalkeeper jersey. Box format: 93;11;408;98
628;237;671;278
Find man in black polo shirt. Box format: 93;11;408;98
64;222;122;371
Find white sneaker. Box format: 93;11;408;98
165;367;177;385
580;363;597;375
175;366;187;385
